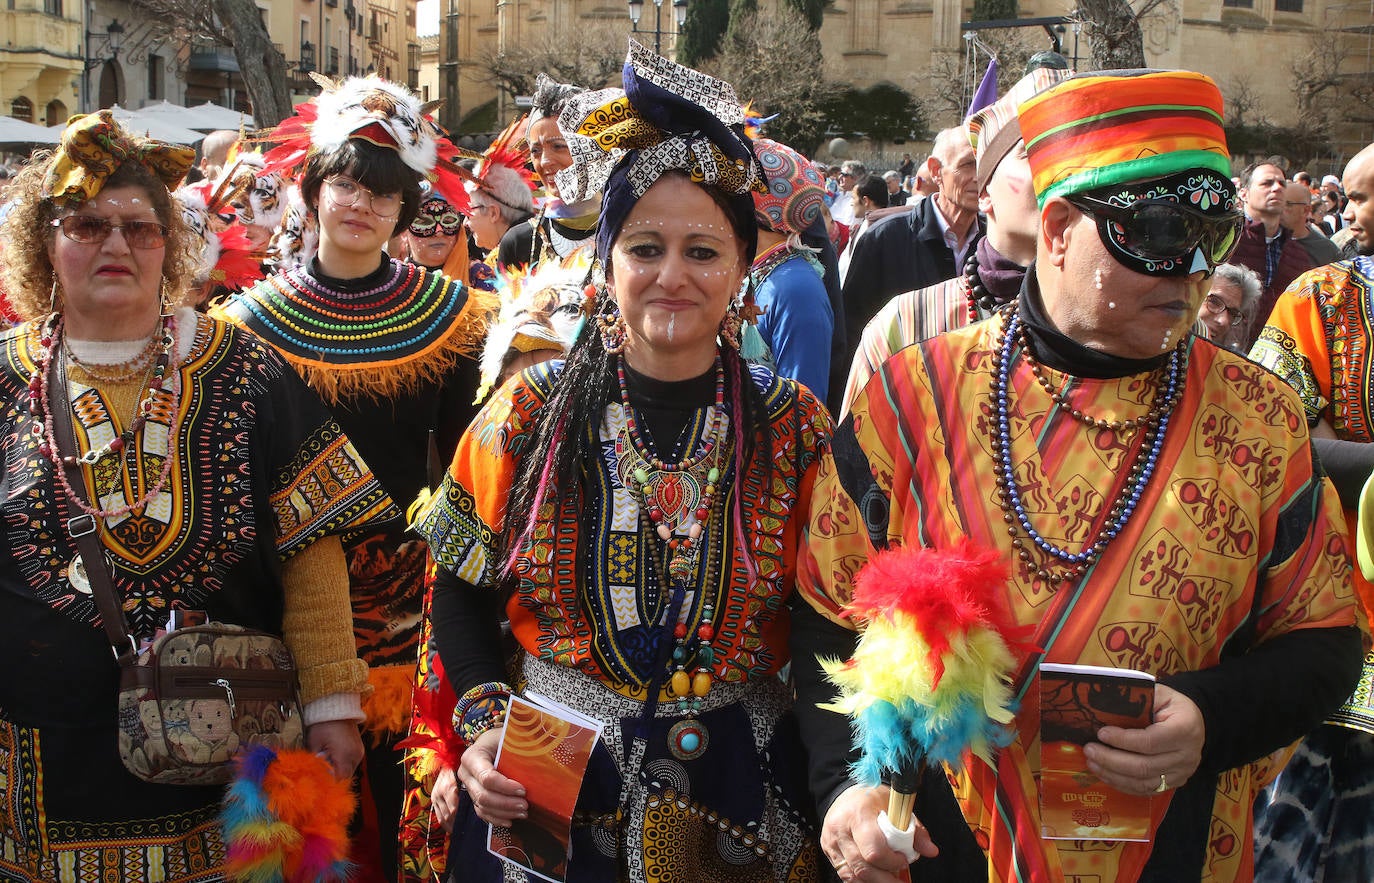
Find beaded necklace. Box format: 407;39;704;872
62;333;161;383
964;252;996;322
234;268;461;357
29;314;181;520
614;355;730;760
991;305;1185;587
282;262;405;303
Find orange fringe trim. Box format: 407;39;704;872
269;281;498;406
362;664;415;741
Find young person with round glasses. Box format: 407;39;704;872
214;76;490;881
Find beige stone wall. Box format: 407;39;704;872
0;2;83;124
428;0;1373;155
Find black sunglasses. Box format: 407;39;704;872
1066;195;1241;269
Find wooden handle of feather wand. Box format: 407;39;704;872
887;764;921;833
877;764;922;868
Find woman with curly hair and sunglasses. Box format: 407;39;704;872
0;111;389;880
214;76;491;880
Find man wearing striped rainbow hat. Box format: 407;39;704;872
794;69;1361;882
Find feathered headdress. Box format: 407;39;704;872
256;73;470;211
475;255;589;403
174;177;265;292
459;114;536;195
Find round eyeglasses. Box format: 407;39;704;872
323;176;403;218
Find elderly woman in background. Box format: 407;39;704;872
0;111;384;879
470;162;536;269
1197;262;1261;351
416;43;829;881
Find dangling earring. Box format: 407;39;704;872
159;279;174;317
590;261;626;354
598;300;627;355
1094;267;1104;291
738;277;768;361
48;278;59;316
720;303;743;350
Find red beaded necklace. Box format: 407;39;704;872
28;314;181;520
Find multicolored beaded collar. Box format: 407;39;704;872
215;258;494;403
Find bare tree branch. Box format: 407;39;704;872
475;26;625;106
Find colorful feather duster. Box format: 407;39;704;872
221;744;356;883
820;541;1034;837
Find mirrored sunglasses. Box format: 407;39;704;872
51;216;168;249
1067;195;1241;276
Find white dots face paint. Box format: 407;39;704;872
607;176;746;368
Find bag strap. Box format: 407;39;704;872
47;352;139;665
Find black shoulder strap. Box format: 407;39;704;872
47;353;138;664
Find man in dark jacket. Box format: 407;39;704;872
839;126;984;369
1231;156;1314;347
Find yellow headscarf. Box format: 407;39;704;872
42;110;195;205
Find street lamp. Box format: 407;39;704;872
627;0;686;55
83;18;126;111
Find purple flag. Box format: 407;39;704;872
966;57;999;119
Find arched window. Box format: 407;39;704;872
45;99;67;127
10;96;33;122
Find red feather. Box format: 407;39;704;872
254;102;319;177
845;541;1036;686
429;157;474;213
211;226;265;292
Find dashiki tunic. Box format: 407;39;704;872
0;312;393;882
797;304;1356;883
409;360;830;882
215;256;488;876
1251;256;1374;619
1248;256;1374;881
215;257;489;736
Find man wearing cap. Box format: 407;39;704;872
838;127;985;372
792;70;1360;883
1249;141;1374;882
1232;157;1315;346
838;66;1068;418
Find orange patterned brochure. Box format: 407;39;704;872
487;692;604;883
1039;662;1156;842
